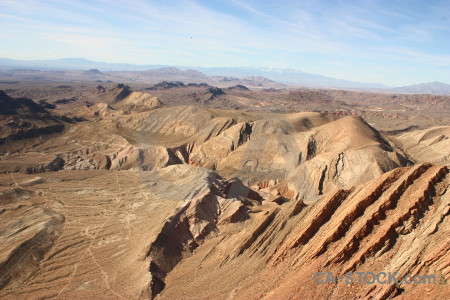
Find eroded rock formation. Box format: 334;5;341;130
0;88;448;299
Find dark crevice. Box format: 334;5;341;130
306;137;316;160
318;166;327;195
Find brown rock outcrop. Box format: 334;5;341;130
157;163;449;299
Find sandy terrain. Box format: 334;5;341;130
0;81;449;299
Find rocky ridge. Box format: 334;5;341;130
0;86;448;299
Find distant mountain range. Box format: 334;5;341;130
0;58;449;95
394;81;450;95
0;58;168;72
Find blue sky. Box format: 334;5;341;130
0;0;449;85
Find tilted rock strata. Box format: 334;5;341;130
158;163;449;299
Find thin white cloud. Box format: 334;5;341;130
0;0;449;84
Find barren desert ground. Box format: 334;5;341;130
0;77;449;299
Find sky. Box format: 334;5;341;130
0;0;449;86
